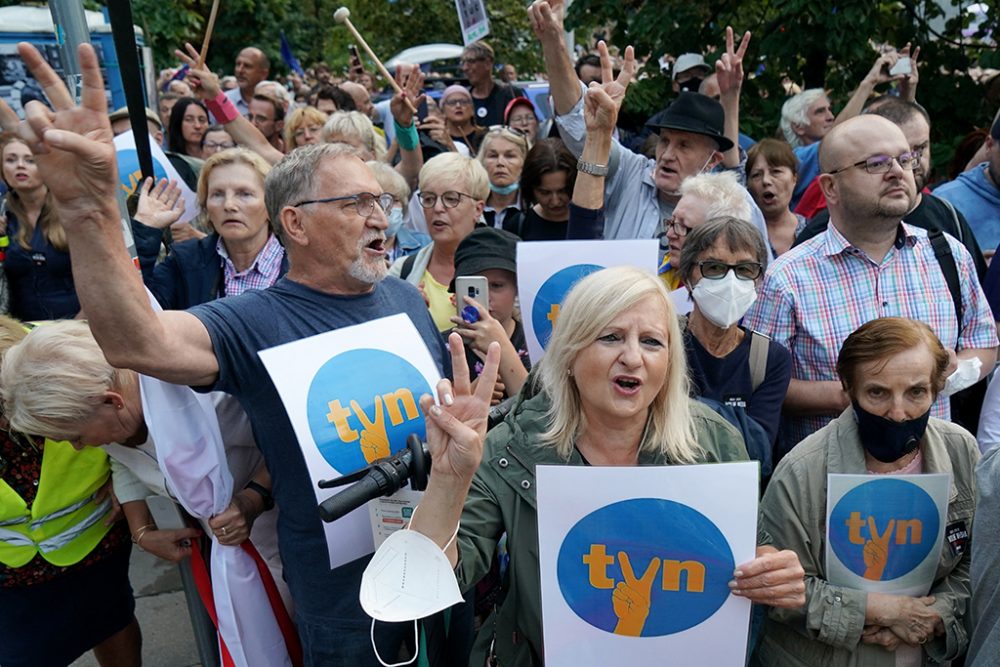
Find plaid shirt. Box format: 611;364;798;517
744;222;998;446
216;233;284;298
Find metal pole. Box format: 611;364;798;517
178;552;223;667
47;0;91;98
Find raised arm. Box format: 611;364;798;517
0;42;219;386
176;43;284;166
835;49;905;126
389;64;426;191
528;0;582;115
716;27;751;169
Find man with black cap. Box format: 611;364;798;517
528;0;769;259
448;226;530;401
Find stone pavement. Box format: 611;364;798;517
71;547;203;667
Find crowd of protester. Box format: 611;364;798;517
0;0;999;665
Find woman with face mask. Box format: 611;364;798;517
476;126;529;233
756;317;978;666
678;217;792;459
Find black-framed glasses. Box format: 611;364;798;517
698;260;763;281
826;151;920;176
418;191;475;209
664;218;693;237
293;192;396;217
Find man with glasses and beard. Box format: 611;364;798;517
743;115;997;455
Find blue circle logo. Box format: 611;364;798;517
829;479;939;581
306;349;431;472
557;498;734;637
115;148;171;195
531;264;603;349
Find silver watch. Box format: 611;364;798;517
576;158;609;177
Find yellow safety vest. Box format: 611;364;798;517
0;439;112;568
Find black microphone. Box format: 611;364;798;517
317;435;429;523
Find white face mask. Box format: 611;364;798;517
691;269;757;329
360;527;464;666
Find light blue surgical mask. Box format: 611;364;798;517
489;181;519;196
386;207;404;238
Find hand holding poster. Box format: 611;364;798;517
517;240;659;363
825;474;950;596
537;463;758;665
258;314;442;568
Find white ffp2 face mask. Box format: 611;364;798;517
360;527;464;666
691;270;757;329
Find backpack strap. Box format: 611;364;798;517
400;252;418;281
937;196;963;244
928;229;963;338
749;331;769;394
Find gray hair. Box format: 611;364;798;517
322;110;387;162
678;216;769;285
264;142;360;241
367;160;410;217
0;320;132;440
678;171;750;221
780;88;827;147
538;266;701;463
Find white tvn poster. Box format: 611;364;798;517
455;0;490;45
258;314;441;568
536;463;758;666
113;130;199;224
517;240;659;363
825;474;949;596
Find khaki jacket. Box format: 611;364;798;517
756;409;978;667
455;391;749;667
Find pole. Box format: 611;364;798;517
47;0;90;98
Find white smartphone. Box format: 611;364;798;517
889;57;911;77
455;276;489;319
146;495;187;531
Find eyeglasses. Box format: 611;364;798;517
826;151;921;176
204;141;236;150
698;260;763;281
507;114;537;125
459;57;487;65
443;98;472;108
418;191;474;209
664;218;693;237
293;192;396;217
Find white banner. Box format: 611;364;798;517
455;0;490;45
826;473;950;596
113;130;199;224
516;240;659;363
258;314;441;568
536;463;758;666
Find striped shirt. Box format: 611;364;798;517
216;234;284;298
743;222;998;446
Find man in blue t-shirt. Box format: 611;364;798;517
6;54;445;664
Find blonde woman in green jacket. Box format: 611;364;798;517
757;317;979;666
411;266;808;666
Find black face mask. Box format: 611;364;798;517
852;400;930;463
679;77;704;93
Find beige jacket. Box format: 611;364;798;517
755;409;978;667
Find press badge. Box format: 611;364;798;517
368;488;421;548
945;521;969;556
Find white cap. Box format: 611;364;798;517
672;53;710;80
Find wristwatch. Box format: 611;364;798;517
243;481;275;511
576;158;609;177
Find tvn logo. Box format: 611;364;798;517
307;349;431;471
829;478;940;582
557;498;734;637
532;264;602;347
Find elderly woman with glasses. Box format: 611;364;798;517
678;217;792;464
389;153;489;331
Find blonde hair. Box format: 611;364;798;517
284;105;329;148
322;110;387;162
196;147;272;232
678;171;750;221
418;152;490;201
475;127;530;164
367;161;410;216
0;320;133;440
538;266;700;462
1;136;67;251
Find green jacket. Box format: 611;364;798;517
756;409;978;667
455;391;749;666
